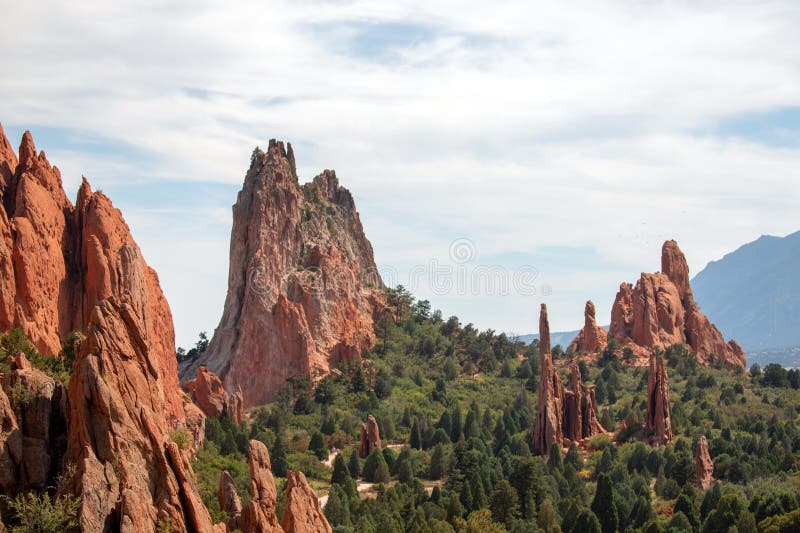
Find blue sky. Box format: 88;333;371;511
2;0;799;347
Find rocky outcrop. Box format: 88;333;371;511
609;240;746;368
0;353;67;494
645;353;673;446
695;435;714;490
533;304;563;454
180;140;384;406
240;440;283;533
358;414;382;458
62;298;215;532
0;125;184;421
282;470;333;533
182;366;244;424
568;300;608;354
219;470;243;530
533;304;606;453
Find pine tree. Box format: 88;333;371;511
460;482;473;512
547;443;563;472
271;434;289;477
447;492;464;523
309;431;327;460
331;453;351;486
348;448;361;478
363;448;390;483
451;405;463;442
591;473;618;533
410;419;423;450
430;444;446;479
323;485;350;526
574;510;602;533
471;475;488;510
489;480;519;527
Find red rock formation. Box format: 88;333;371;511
182;366;243;424
609;241;745;368
568;301;608;354
533;304;563;454
62;298;215;532
282;470;333;533
695;435;714;490
180;140;384;406
645;353;673;446
358;414;382;458
240;440;283;533
219;470;243;530
0;353;68;493
0;125;184;421
533;305;606;453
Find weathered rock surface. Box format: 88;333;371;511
240;440;283;533
219;470;243;530
358;414;382;458
62;298;215;532
533;304;606;453
609;240;746;368
180;141;384;406
182;366;243;424
0;353;67;493
695;435;714;490
568;300;608;354
533;304;563;454
0;125;184;421
645;353;673;446
281;470;333;533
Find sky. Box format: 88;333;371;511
1;0;799;348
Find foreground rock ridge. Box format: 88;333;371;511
533;304;605;454
181;139;384;406
609;240;746;368
0;124;184;421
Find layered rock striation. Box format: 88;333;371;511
609;240;745;368
180;140;384;406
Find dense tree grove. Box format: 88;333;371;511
189;286;800;531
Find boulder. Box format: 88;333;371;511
182;366;243;424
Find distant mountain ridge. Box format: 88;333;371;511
692;230;800;352
518;327;608;349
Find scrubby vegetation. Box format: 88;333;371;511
0;328;77;384
189;286;800;532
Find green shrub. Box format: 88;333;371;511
3;492;81;533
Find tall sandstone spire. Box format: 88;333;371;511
181;140;384;406
568;300;608;354
0;124;184;420
609;240;745;368
645;352;673;446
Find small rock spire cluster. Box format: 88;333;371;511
359;414;382;458
567;300;608;354
532;304;606;454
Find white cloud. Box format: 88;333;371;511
1;0;799;344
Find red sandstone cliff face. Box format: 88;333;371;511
0;125;184;420
181;140;384;406
609;240;745;368
568;300;608;354
63;298;215;532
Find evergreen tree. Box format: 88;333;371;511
547;443;563;472
363;448;390;483
410;419;423;450
348;448;361;478
537;498;559;532
566;442;582;470
574;510;602;533
490;480;520;527
451;405;463;442
430;444;446;480
271;434;289;477
309;431;327;460
324;485;350;526
591;473;618;533
460;482;474;512
447;492;464;523
331;453;351;486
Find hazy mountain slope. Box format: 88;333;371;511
692;230;800;351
